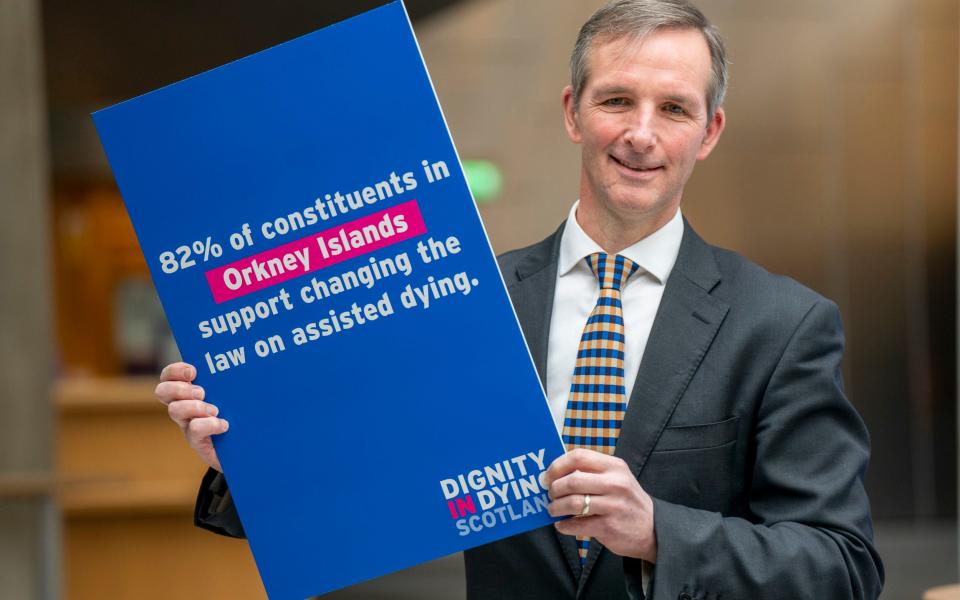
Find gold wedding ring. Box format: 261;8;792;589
579;494;591;517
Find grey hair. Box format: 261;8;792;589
570;0;729;119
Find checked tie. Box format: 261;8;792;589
561;252;639;564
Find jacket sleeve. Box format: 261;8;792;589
647;300;884;600
194;467;246;539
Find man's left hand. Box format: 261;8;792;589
544;448;657;562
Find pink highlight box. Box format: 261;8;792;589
205;200;427;303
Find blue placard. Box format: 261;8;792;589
92;2;565;598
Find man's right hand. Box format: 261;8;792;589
155;362;229;472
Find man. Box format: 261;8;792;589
156;1;884;598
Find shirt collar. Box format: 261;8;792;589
558;200;684;284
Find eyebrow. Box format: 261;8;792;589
592;86;631;97
590;87;699;107
664;94;696;106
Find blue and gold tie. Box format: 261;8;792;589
561;252;639;564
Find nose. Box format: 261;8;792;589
622;107;656;151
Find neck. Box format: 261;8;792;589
575;202;679;254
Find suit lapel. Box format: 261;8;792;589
579;220;730;587
504;223;584;579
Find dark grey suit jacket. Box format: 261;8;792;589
196;219;884;600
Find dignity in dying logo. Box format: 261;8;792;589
439;448;551;537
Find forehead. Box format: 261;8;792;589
584;28;712;105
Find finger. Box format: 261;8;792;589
544;449;624;486
183;419;225;474
168;400;219;428
548;469;609;499
160;362;196;383
155;381;204;406
185;416;229;447
554;514;605;537
547;493;611;518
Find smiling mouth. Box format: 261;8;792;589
610;155;662;173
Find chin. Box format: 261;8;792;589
605;194;668;217
613;199;681;229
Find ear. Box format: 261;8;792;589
696;107;725;161
561;85;582;144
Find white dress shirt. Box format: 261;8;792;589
545;201;684;433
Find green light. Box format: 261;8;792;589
462;160;503;204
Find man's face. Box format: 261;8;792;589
562;28;725;231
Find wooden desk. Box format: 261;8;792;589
56;377;265;600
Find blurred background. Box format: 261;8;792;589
1;0;956;598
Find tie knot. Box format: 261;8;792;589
586;252;639;291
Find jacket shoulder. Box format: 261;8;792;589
709;242;837;322
496;223;564;285
496;243;539;281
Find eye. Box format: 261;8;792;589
601;97;630;108
663;103;686;115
